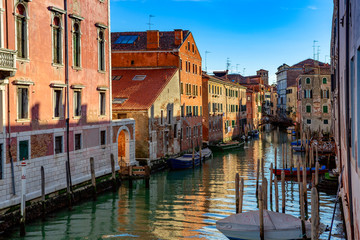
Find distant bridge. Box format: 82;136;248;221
259;114;295;128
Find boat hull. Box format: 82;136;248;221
272;166;328;176
167;157;200;170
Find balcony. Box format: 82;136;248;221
0;48;16;79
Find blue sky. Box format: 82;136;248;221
110;0;333;84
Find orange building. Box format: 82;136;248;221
111;30;202;151
0;0;135;211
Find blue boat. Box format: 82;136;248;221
167;155;200;170
291;139;309;146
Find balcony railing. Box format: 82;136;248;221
0;48;16;75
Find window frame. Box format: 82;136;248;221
97;26;107;72
99;91;106;116
54;134;64;155
73;89;82;118
53;88;63;119
74;132;82;151
17;135;30;161
72;20;82;68
100;129;106;146
17;86;29;120
51;14;63;65
15;2;28;60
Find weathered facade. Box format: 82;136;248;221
0;0;136;210
111;30;202;152
297;64;331;133
331;0;360;238
112;68;181;161
202;73;246;144
286;85;297;122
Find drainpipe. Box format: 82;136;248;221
5;0;15;195
345;0;354;237
64;0;72;192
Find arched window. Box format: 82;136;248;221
52;16;62;64
98;30;105;71
16;3;27;58
73;23;81;67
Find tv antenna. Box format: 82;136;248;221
317;46;320;61
313;40;318;60
205;51;211;73
147;15;155;30
236;64;240;73
226;58;231;71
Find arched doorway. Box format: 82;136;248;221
117;127;130;167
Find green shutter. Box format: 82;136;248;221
19;140;29;161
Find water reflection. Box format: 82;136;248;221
5;131;344;240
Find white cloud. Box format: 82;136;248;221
307;6;318;10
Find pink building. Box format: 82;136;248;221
331;0;360;238
0;0;135;211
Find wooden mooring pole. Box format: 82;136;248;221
263;177;268;210
239;178;244;213
300;184;307;240
274;176;279;212
311;187;319;240
235;173;240;213
90;157;97;200
259;185;264;240
41;166;46;220
256;159;260;198
270;163;273;207
281;170;285;213
111;154;117;192
302;160;308;214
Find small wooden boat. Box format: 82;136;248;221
216;210;311;240
272;165;328;176
167;155;200;170
291;139;310;146
292;145;305;152
249;130;259;137
209;141;244;151
199;147;212;159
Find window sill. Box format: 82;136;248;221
16;118;30;123
52;63;64;68
98;70;106;74
98;115;107;118
72;66;82;71
52;117;64;120
17;58;30;63
73;116;81;120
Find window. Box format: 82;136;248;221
322;78;327;84
323;105;328;113
17;87;28;119
98;30;105;71
168;109;172;124
324;119;329;125
180;82;183;94
100;130;106;145
16;3;27;59
306;105;311;113
74;90;81;117
53;89;62;118
73;22;81;67
99;92;106;115
174;124;177;138
306;78;311;84
19;140;29;161
55;136;63;154
161;110;164;124
52;16;62;64
307;119;311;124
75;133;82;150
187;41;190;50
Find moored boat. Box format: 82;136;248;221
272;165;328;176
216;210;312;240
167;155;200;170
199;147;212;159
209;141;244;151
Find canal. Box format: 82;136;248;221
5;131;344;239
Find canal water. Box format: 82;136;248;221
5;131;345;240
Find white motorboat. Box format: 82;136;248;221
216;210;311;240
199;147;212;159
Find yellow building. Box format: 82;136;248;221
202;74;247;144
286;85;298;121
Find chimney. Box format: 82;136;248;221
147;30;159;49
174;29;183;45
